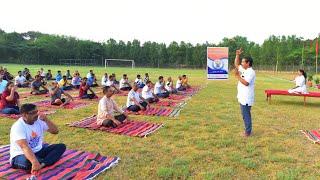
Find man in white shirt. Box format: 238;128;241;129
142;81;159;103
135;74;145;88
126;83;149;112
15;71;30;88
154;76;169;98
10;103;66;173
106;75;120;93
234;48;256;137
165;76;177;94
176;76;186;91
97;86;128;128
101;73;108;86
119;74;132;91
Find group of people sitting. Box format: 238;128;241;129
3;65;193;174
0;67;104;115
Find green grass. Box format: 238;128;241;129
1;64;320;179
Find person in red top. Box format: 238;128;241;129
79;77;97;99
0;81;20;114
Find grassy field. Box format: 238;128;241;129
1;64;320;179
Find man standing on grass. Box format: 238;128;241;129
234;48;256;137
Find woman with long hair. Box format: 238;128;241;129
288;69;308;94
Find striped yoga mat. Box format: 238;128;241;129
168;94;188;101
300;130;320;144
67;115;163;138
154;100;179;107
126;107;174;117
33;100;90;110
0;110;56;120
0;145;120;180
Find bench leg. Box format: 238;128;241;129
304;96;306;106
268;95;271;104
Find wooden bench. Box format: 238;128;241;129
265;90;320;106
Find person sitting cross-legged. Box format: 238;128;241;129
154;76;169;98
71;72;81;89
143;73;150;85
15;71;30;88
165;76;178;94
97;86;129;128
45;70;53;81
176;76;186;91
182;74;191;89
142;80;159;103
55;71;62;82
126;83;149;112
135;74;145;88
49;81;74;106
112;73;119;85
31;75;49;95
79;77;97;99
10;103;66;174
101;73;108;87
119;74;132;91
58;76;73;91
65;70;72;80
0;82;20;114
106;75;120;93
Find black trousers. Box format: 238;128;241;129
127;101;148;112
102;114;127;128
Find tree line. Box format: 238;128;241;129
0;29;318;69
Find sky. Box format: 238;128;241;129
0;0;319;45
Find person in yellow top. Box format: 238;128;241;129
58;76;73;91
182;75;191;89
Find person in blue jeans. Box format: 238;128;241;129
0;81;20;114
10;103;66;173
234;48;256;137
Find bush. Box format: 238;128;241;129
314;77;320;84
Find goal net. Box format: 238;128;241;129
105;59;135;69
59;59;95;66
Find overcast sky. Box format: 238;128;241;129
1;0;319;45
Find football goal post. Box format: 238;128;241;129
104;59;135;69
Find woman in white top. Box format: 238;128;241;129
288;69;308;94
